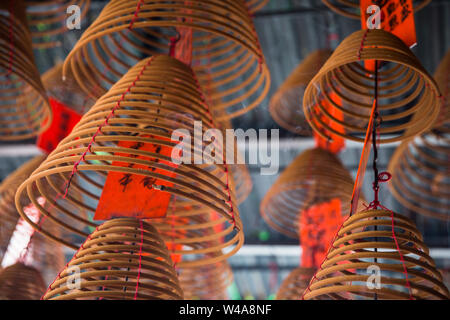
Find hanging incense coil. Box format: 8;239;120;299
0;1;51;140
0;155;46;258
42;218;184;300
260;147;363;239
321;0;432;20
303;209;450;300
388;127;450;221
270;49;332;135
303;29;441;144
62;0;270;120
276;267;315;300
41;62;95;115
26;0;90;49
245;0;269;13
179;259;233;300
0;262;46;300
433;51;450;128
16;55;243;254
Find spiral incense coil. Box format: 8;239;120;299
62;0;270;120
179;259;233;300
151;197;243;268
433;51;450;128
245;0;269;13
321;0;432;20
42;218;184;300
303;29;441;144
260;147;361;239
16;55;243;251
0;262;46;300
41;62;95;115
276;267;316;300
388;128;450;221
0;155;46;258
0;1;51;140
269;49;332;135
303;209;450;300
26;0;90;49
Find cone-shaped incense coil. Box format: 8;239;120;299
269;49;332;135
321;0;431;19
151;197;243;268
62;0;270;120
16;55;243;251
276;267;315;300
0;155;46;258
179;259;233;300
0;262;46;300
42;218;184;300
26;0;90;49
245;0;269;13
0;1;51;140
303;209;450;300
388;127;450;221
433;51;450;128
303;29;441;144
260;147;360;239
41;62;95;115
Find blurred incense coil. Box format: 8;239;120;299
42;218;184;300
260;147;363;239
303;209;450;300
269;49;332;135
321;0;431;19
276;267;315;300
179;259;233;299
26;0;91;49
303;29;441;144
388;127;450;221
0;1;51;140
16;55;243;253
152;197;242;268
433;51;450;128
245;0;269;13
62;0;270;120
0;155;46;259
41;62;95;115
0;262;46;299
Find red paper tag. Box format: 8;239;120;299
313;92;346;154
299;198;343;268
94;136;178;220
36;98;82;154
361;0;416;47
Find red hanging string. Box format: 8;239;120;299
133;219;144;300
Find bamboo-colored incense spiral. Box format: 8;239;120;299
302;209;450;300
269;49;332;135
321;0;431;20
26;0;91;49
42;218;184;300
433;51;450;127
0;262;47;300
303;29;441;144
0;1;51;140
245;0;269;13
388;127;450;221
260;147;362;239
16;55;243;254
276;267;316;300
62;0;270;120
179;259;233;299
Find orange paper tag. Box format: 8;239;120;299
299;198;343;268
313;92;346;154
94;136;177;220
